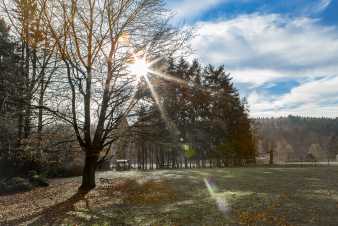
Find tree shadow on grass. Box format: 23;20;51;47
2;190;89;226
2;178;177;226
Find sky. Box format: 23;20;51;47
166;0;338;118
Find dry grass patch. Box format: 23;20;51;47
98;178;176;205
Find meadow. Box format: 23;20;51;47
1;166;338;226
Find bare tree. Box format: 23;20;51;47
1;0;58;142
3;0;188;190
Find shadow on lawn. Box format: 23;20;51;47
29;191;91;226
1;178;177;226
24;191;129;226
2;191;89;226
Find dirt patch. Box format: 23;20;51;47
98;178;177;205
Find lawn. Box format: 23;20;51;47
1;167;338;226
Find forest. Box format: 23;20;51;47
255;116;338;163
0;0;255;191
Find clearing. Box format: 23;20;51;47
1;167;338;226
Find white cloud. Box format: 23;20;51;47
190;14;338;86
229;69;286;87
248;76;338;117
303;0;331;14
316;0;331;12
250;106;338;118
276;76;338;106
167;0;226;23
187;13;338;117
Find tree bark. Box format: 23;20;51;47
23;93;32;138
37;67;45;135
269;150;274;165
79;152;99;191
23;42;31;139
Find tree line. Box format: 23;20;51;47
125;58;256;169
0;0;256;191
255;116;338;163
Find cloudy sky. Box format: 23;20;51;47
166;0;338;118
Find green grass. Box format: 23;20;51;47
1;167;338;226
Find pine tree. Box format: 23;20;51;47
139;57;256;167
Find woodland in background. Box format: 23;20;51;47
255;116;338;163
0;0;193;190
0;12;255;183
0;18;77;178
126;58;256;169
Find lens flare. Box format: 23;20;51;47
204;177;230;215
127;52;181;137
143;75;170;123
148;70;189;86
128;58;149;78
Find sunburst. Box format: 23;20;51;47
128;57;150;78
127;53;181;135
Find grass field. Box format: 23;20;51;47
1;167;338;226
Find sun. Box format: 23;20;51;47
128;57;150;77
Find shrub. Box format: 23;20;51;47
0;177;33;194
29;175;49;187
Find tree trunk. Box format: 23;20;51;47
269;150;274;165
17;108;24;146
37;67;45;135
79;153;99;191
23;42;31;139
23;94;32;138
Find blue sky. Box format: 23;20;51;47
166;0;338;118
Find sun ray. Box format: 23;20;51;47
143;75;180;134
148;70;189;86
128;57;148;77
143;75;168;122
127;52;183;137
148;69;210;95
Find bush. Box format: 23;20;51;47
45;164;82;178
29;175;49;187
27;170;38;178
0;177;33;194
0;157;17;178
0;148;47;178
0;173;50;195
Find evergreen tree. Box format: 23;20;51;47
139;57;256;167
